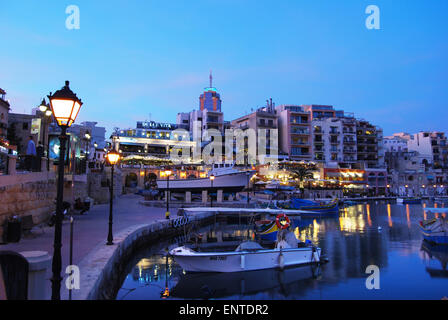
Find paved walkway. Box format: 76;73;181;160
0;194;170;299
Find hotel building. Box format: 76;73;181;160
177;72;225;134
115;121;195;159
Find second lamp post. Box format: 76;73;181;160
209;174;215;207
106;150;120;245
165;169;172;219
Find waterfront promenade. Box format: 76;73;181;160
0;194;170;299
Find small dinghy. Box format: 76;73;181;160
170;228;321;273
420;211;448;245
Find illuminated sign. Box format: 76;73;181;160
137;121;173;130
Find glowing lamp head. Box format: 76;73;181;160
39;98;48;112
48;81;83;128
45;109;52;117
210;174;215;181
106;150;120;165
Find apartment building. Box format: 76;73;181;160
407;131;448;169
0;88;9;138
275;105;312;161
311;116;358;167
230;99;278;164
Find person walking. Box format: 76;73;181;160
26;135;36;171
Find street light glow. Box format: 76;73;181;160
48;81;83;128
106;150;120;165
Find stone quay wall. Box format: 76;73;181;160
0;171;95;241
0;172;57;240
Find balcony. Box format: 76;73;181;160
343;140;356;145
291;130;310;135
258;121;276;128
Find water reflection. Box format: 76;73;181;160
118;201;448;300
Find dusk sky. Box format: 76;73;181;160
1;0;447;137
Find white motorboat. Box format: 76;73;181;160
157;163;255;192
169;239;321;273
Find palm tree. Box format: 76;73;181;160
289;165;317;198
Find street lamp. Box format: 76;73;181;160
47;80;83;300
209;174;215;207
106;150;120;245
37;99;53;171
165;169;172;219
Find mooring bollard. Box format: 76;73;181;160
19;251;52;300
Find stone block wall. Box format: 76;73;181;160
0;179;57;240
88;170;122;204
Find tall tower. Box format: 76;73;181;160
199;71;222;112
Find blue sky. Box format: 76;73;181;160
1;0;447;136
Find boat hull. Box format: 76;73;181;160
170;247;321;273
420;218;448;245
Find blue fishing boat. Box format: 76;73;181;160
420;209;448;245
255;213;293;242
397;197;421;204
278;198;340;217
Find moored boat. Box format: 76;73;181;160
397;197;421;204
169;230;321;273
278;198;340;217
255;213;293;242
419;213;448;245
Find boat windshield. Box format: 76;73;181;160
235;241;264;252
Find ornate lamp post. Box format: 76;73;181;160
209;174;215;207
47;80;83;300
106;150;120;245
165;169;172;219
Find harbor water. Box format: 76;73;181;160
116;201;448;300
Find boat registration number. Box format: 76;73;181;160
210;256;227;261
